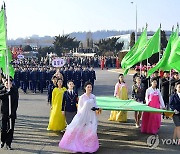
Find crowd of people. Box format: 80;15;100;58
0;54;180;152
13;61;96;96
108;68;180;146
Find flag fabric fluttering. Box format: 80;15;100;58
0;6;14;78
167;32;180;72
147;27;179;76
123;28;161;75
121;28;147;69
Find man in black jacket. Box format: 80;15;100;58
161;71;170;110
0;79;19;150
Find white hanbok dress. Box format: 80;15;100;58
59;93;99;153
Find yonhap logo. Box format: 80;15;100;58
147;135;159;149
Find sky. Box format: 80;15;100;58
1;0;180;39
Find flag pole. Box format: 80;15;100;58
159;24;161;89
4;2;12;130
145;23;149;87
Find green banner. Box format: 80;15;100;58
96;97;174;113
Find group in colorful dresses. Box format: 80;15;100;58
46;67;180;152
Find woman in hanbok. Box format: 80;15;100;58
59;81;100;153
47;78;67;131
141;78;165;134
109;74;128;122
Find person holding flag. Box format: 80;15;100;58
0;79;19;150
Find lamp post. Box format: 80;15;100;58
131;2;137;42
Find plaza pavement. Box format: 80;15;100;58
0;68;179;154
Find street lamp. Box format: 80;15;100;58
131;2;137;42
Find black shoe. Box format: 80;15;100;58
6;145;12;150
1;142;5;148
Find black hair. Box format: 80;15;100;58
150;77;157;83
119;73;123;77
56;78;63;87
52;76;57;80
118;74;125;83
173;72;178;75
175;81;180;87
67;80;74;84
83;81;92;92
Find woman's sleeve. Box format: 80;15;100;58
78;96;83;111
114;83;118;96
158;89;165;108
170;95;175;111
94;95;98;108
145;89;149;105
52;88;56;105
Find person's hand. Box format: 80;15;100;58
96;108;102;115
174;109;179;114
9;114;14;118
62;111;65;115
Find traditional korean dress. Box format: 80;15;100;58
141;87;165;134
109;82;128;122
59;93;99;153
47;87;67;131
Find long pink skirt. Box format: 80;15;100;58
141;97;161;134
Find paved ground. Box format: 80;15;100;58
0;68;180;153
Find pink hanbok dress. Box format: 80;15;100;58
59;93;99;153
141;87;165;134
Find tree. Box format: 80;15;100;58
53;35;80;56
38;46;54;57
23;45;32;51
95;37;124;55
130;32;135;49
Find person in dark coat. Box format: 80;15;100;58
170;82;180;143
152;71;161;89
0;79;19;150
38;67;46;93
161;71;170;110
170;72;180;94
30;68;38;93
73;66;81;92
133;68;140;84
13;68;21;89
132;76;145;128
47;76;57;105
21;68;29;94
141;70;150;90
89;67;96;90
62;80;78;124
81;67;90;89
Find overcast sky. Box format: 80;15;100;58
1;0;180;39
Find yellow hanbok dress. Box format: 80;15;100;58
108;82;128;122
47;87;67;131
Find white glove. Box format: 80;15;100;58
174;109;180;114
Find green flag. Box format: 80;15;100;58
147;28;179;76
121;28;147;69
0;7;15;78
0;9;6;50
123;28;161;75
167;36;180;72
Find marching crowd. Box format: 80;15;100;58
0;55;180;152
109;68;180;147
